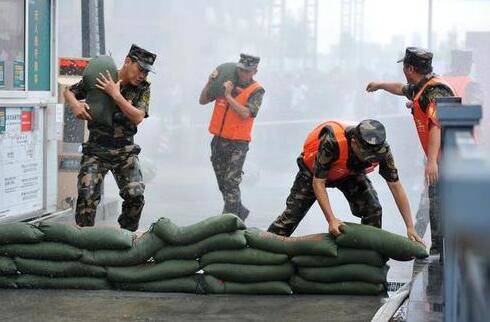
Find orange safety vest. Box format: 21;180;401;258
208;82;263;141
442;75;471;99
302;121;378;183
412;76;454;156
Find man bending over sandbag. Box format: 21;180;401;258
267;119;424;245
64;44;157;231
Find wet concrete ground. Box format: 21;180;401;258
406;256;444;321
0;289;385;321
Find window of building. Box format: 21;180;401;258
0;0;26;91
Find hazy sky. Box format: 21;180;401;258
62;0;490;58
284;0;490;53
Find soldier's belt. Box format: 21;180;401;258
89;135;134;148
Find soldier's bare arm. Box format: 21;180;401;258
96;71;145;125
199;69;218;105
366;82;405;95
63;87;92;121
312;177;343;237
426;125;440;185
223;81;251;119
386;180;424;245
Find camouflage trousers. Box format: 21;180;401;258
210;136;249;219
268;158;382;236
414;184;430;237
414;182;442;255
75;144;145;232
428;184;442;255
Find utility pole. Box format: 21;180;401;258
267;0;286;70
304;0;319;70
428;0;433;50
340;0;365;65
81;0;106;57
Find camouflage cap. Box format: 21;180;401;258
128;44;157;73
237;53;260;71
397;47;433;74
354;119;389;161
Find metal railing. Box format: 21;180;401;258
439;98;490;322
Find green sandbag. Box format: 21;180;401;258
83;55;119;128
0;222;44;245
289;275;385;295
245;228;337;257
207;62;238;100
153;214;246;245
14;257;106;278
203;262;294;283
15;274;110;290
0;276;17;288
38;222;134;250
203;275;292;295
335;222;428;261
0;257;17;275
154;231;246;262
107;259;199;283
113;275;205;294
0;242;82;261
298;264;389;284
199;247;289;267
291;248;386;267
81;231;165;266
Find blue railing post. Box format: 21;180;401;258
438;99;488;322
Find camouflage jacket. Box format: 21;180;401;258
69;79;151;158
235;79;265;118
402;74;454;113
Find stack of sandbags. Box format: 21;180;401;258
201;228;339;295
206;228;338;295
155;217;291;295
112;214;245;293
80;227;165;267
0;218;428;296
290;248;389;295
289;222;428;295
152;214;247;262
0;223;45;288
0;222;130;289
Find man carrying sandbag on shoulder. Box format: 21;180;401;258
63;44;157;232
199;54;265;221
267;119;424;245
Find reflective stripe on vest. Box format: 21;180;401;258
412;76;454;156
302;120;377;182
208;82;263;141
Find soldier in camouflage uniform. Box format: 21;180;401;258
366;47;455;255
268;119;424;245
199;54;265;221
64;44;157;231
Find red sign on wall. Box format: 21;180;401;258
21;110;32;132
